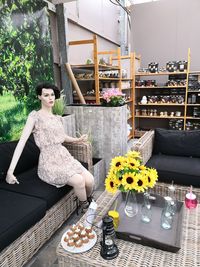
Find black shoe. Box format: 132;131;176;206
87;194;95;205
77;200;90;215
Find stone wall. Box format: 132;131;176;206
65;105;127;172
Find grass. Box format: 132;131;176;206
0;91;27;142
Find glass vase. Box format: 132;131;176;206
141;192;152;223
124;191;138;217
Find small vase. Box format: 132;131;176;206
124;191;138;217
141;192;152;223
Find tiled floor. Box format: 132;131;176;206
24;139;138;267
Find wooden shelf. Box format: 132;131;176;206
71;64;120;70
99;77;120;80
126;99;133;103
186;117;200;120
137;103;185;106
135;86;186;89
76;79;95;81
189;71;200;74
133;49;194;135
135;71;187;76
187;104;200;106
135;115;184;119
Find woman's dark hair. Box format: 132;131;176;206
36;83;60;99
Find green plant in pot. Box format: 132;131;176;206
52;91;66;116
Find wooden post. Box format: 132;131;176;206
65;63;86;104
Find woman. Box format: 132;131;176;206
6;83;94;212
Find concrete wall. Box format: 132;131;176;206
65;0;120;44
130;0;200;70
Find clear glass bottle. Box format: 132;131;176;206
161;196;173;230
168;181;177;215
141;192;152;223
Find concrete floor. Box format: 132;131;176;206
23;139;137;267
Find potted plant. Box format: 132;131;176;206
53;91;76;137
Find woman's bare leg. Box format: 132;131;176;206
81;170;95;197
67;174;87;201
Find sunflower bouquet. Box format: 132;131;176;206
105;151;158;194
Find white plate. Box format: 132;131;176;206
61;230;97;253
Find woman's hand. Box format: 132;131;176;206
6;171;19;184
76;134;88;143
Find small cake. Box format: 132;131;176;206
67;230;74;237
70;224;77;232
73;233;80;242
75;239;83;248
68;239;75;247
85;226;92;234
80;230;87;238
82;236;89;244
64;235;69;243
77;223;84;230
74;228;81;235
87;232;95;239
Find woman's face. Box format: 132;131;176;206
38;88;55;108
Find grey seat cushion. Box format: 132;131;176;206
146;154;200;187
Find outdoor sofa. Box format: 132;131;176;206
0;135;92;267
132;128;200;200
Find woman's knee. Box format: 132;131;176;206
68;174;85;188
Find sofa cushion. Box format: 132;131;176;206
146;154;200;187
0;189;46;252
0;135;40;180
0;167;72;209
153;128;200;158
0;160;88;209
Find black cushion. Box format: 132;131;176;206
146;154;200;187
153;128;200;157
0;189;46;252
0;167;73;209
0;135;40;180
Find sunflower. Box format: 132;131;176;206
145;168;158;188
125;150;141;160
134;173;148;192
122;172;138;191
105;178;118;194
127;158;140;169
139;165;147;171
111;156;127;171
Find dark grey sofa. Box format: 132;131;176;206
0;135;91;267
132;128;200;187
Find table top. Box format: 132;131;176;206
56;190;200;267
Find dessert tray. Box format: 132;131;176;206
61;225;97;253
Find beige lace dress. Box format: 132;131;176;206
29;110;86;187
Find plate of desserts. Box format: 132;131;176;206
61;223;97;253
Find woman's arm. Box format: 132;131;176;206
6;113;36;184
64;134;88;144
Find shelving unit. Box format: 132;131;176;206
133;49;192;137
69;35;121;104
111;53;134;139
